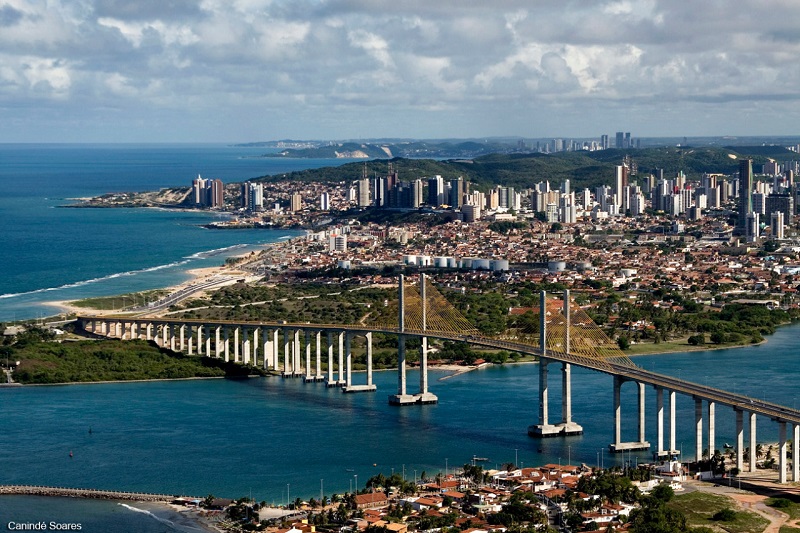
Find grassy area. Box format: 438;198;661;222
767;498;800;520
668;492;770;533
780;527;800;533
71;290;167;310
10;338;261;384
625;337;752;356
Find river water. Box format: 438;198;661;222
2;323;798;530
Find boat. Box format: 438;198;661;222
724;443;733;448
345;468;354;472
472;456;489;462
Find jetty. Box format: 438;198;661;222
0;485;201;502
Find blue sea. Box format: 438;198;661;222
1;145;799;532
0;144;355;322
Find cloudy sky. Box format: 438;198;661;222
2;0;800;142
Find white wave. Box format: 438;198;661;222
0;260;192;300
184;243;248;259
278;235;293;240
0;242;267;301
117;503;178;528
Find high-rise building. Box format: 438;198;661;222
746;212;760;242
428;176;444;207
290;192;302;212
357;178;371;207
738;159;753;230
449;177;465;209
192;175;207;205
600;134;609;150
615;132;624;149
241;182;263;211
614;165;628;210
766;193;794;221
462;204;481;222
208;179;224;208
771;211;785;240
498;186;515;209
319;192;330;211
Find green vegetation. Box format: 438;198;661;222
171;282;395;325
767;498;800;520
254;146;792;191
5;328;254;384
668;492;769;533
71;290;168;310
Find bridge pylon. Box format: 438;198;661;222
529;290;583;438
389;274;439;406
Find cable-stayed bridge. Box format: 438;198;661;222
77;274;800;484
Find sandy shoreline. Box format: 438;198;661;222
43;251;266;317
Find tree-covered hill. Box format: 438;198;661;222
255;145;794;190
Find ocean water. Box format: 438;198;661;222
0;144;355;322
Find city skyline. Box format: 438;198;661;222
3;1;800;143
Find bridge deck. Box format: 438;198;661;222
77;315;800;426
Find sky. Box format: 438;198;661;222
2;0;800;143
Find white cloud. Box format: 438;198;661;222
3;0;800;141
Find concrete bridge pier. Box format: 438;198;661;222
169;325;176;351
314;331;324;381
282;328;291;377
303;330;313;381
609;376;650;453
178;325;186;352
222;326;231;363
187;326;194;355
695;397;703;462
344;332;377;394
708;401;716;455
793;423;799;482
271;329;279;372
389;333;415;405
242;328;250;365
293;329;303;377
529;357;561;437
251;327;259;365
414;336;437;404
750;412;757;472
325;331;335;386
735;409;744;473
233;327;240;363
779;422;787;484
196;325;204;356
336;331;345;385
655;387;665;458
205;326;212;358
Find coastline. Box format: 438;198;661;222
0;491;221;533
42;250;272;318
